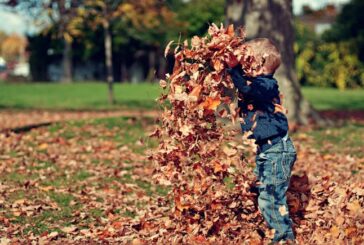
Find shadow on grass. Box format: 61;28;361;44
0;100;160;111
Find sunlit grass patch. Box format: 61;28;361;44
304;123;364;157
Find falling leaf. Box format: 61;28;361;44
278;205;288;216
200;97;221;111
226;24;235;37
212;58;225;73
191;36;202;48
164;40;174;57
159;79;167;88
188;85;202;102
180;124;193;136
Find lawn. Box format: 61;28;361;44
0;82;363;242
0;82;161;110
301;87;364;110
0;82;364;110
0;117;169;240
0;115;363;242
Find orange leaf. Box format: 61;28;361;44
112;221;123;229
212;58;224;72
330;225;340;238
192;235;207;243
226;24;235;37
225;52;239;68
345;227;357;237
347;200;361;214
200;97;221;111
211;201;223;210
188;85;202;101
213;161;224;173
174;194;190;211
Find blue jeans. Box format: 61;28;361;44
254;134;297;242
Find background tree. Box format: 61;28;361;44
80;0;127;104
117;0;181;81
225;0;322;125
171;0;225;38
1;34;27;62
3;0;83;83
295;21;364;90
323;0;364;62
0;31;8;53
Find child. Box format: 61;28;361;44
226;38;297;243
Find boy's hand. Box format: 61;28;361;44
274;103;287;114
225;52;239;68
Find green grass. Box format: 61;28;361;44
301;87;364;110
0;115;171;237
0;113;362;237
1;82;363;111
301;123;364;157
0;82;161;110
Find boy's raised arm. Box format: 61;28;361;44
227;65;251;94
248;78;279;102
227;66;279;103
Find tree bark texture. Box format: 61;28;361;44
103;20;115;105
62;38;72;83
146;49;157;82
225;0;323;125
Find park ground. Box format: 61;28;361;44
0;83;363;243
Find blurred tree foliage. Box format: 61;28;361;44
295;0;364;90
2;0;225;83
0;31;8;52
322;0;364;62
168;0;225;38
0;34;27;63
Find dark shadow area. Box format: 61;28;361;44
320;110;364;124
287;172;311;234
1;122;52;134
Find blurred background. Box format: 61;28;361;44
0;0;363;116
0;2;363;240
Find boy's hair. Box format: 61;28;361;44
244;38;281;74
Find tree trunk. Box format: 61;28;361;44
146;48;156;82
62;38;72;83
121;59;129;82
103;20;114;105
225;0;324;125
157;47;167;79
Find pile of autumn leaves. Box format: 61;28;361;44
147;24;266;243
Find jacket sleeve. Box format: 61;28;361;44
249;78;279;102
227;66;252;94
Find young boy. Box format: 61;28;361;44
226;38;297;243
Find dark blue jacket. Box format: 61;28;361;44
227;66;288;152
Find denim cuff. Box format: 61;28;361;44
273;231;295;243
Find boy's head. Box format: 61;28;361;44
241;38;281;76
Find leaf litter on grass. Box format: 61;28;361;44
0;117;168;243
0;116;363;243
